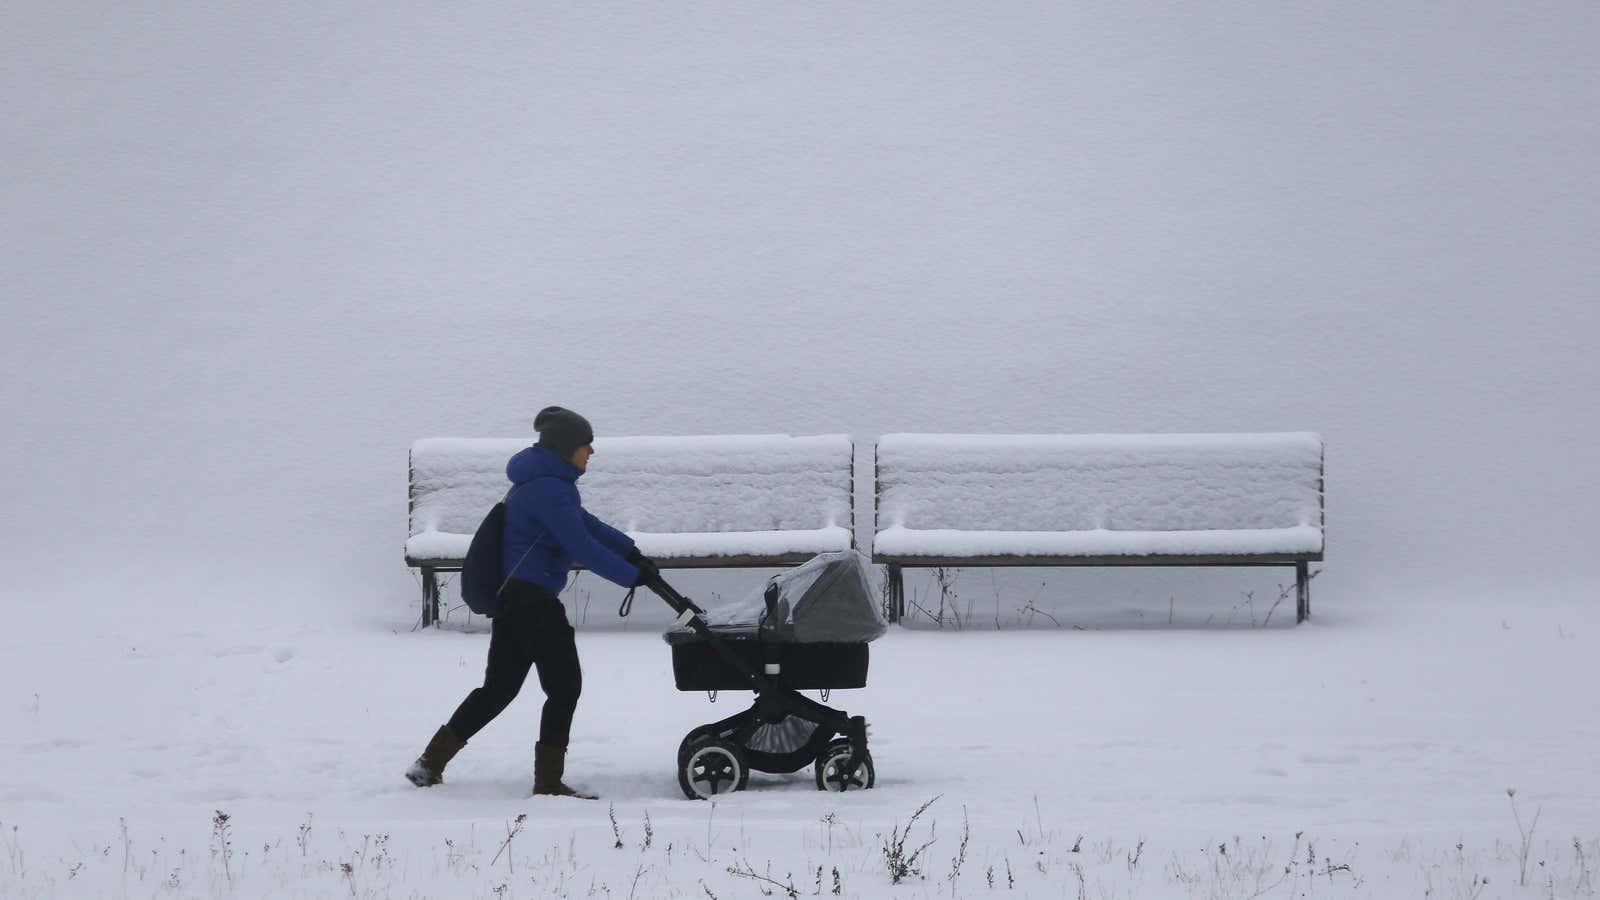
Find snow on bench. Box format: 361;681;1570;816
406;434;855;624
873;432;1325;623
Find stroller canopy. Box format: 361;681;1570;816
667;550;887;644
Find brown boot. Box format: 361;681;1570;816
405;725;465;787
532;741;597;799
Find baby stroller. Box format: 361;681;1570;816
645;550;886;800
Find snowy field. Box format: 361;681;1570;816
6;2;1600;897
4;584;1596;899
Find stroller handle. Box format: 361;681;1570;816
646;574;772;691
645;573;706;618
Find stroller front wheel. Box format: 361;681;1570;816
815;739;875;792
679;736;750;800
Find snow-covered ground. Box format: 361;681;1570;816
4;584;1595;898
6;2;1600;897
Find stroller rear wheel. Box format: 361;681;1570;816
679;736;750;800
814;739;875;792
677;726;718;767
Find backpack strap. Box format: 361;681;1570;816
496;483;545;598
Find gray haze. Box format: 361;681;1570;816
5;3;1597;619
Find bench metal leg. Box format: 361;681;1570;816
422;567;440;627
886;565;905;624
1295;561;1310;624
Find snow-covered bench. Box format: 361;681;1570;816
406;434;856;625
872;433;1326;624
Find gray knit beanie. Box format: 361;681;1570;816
534;406;595;459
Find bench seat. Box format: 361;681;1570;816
407;526;854;569
873;432;1325;623
406;434;855;625
873;524;1324;562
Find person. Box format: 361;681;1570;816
406;406;658;797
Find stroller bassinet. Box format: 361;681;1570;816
647;550;886;799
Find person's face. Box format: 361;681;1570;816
568;443;594;471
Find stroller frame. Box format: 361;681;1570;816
647;575;874;799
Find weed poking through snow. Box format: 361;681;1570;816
210;811;233;884
948;805;970;888
881;795;940;884
1509;787;1542;887
726;857;798;898
490;814;525;872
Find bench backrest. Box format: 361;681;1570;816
874;432;1324;560
408;434;854;562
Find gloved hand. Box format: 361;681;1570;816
627;548;659;587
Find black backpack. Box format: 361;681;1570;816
460;485;540;617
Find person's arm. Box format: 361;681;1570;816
582;509;637;558
534;483;640;588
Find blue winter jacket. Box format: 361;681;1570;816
502;445;640;594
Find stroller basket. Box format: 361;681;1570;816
665;629;869;691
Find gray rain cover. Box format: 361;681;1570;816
671;550;887;644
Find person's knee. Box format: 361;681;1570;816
480;683;521;710
546;679;580;708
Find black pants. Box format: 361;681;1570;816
447;581;582;747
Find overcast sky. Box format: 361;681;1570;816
5;3;1597;616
